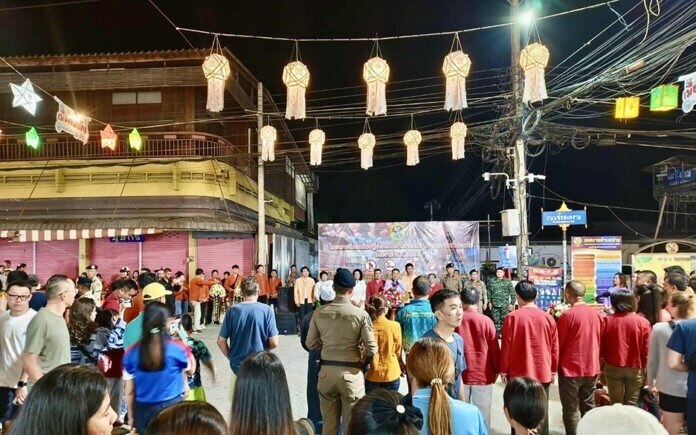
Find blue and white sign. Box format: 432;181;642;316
542;210;587;227
109;235;144;243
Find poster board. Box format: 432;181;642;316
528;266;563;310
633;253;696;285
571;236;622;303
318;221;479;277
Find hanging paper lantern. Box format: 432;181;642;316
678;72;696;113
308;128;325;166
282;61;310;120
442;51;471;111
650;84;679;112
25;127;40;149
10;79;43;116
363;56;390;116
520;43;550;104
450;122;467;160
615;97;640;119
260;124;277;162
129;128;142;150
358;133;376;170
202;53;231;113
100;124;117;151
403;130;422;166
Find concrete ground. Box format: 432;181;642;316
198;325;565;435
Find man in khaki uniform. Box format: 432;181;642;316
442;262;463;293
306;268;377;435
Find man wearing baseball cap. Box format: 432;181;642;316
123;282;171;348
306;268;377;435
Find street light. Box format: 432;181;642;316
519;9;535;26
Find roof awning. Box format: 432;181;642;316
0;228;161;242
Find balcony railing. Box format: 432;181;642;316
0;130;251;169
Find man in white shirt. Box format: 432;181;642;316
0;279;37;426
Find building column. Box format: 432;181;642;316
188;232;197;278
79;238;90;273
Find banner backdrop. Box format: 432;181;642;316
633;253;696;285
571;236;622;303
318;221;479;277
528;266;563;310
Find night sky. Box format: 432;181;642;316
1;0;693;235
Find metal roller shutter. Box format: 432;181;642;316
91;237;139;279
142;233;189;274
0;240;33;274
195;237;255;276
35;240;79;282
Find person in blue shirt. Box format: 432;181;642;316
407;338;487;435
396;276;438;353
667;313;696;435
420;289;466;401
123;302;195;434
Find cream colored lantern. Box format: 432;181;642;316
283;61;310;120
363;56;390;116
520;42;550;104
358;133;376;170
450;121;467;160
403;129;422;166
202;53;231;112
260;124;277;162
443;50;471;111
308;128;325;166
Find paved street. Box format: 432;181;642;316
197;324;565;435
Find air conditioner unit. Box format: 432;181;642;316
501;209;520;237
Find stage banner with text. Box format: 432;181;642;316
528;266;563;310
318;221;479;277
571;236;622;303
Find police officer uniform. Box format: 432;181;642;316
442;263;463;293
85;264;103;307
306;268;377;435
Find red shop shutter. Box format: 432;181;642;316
195;237;255;276
0;240;33;273
142;233;189;274
35;240;79;282
91;237;139;280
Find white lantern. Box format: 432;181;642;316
363;56;390;116
520;43;550;104
202;53;231;112
450;122;467;160
403;129;422;166
308;128;325;166
358;133;376;170
282;61;310;120
260;124;277;162
443;50;471;111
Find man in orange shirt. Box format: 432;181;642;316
224;264;243;305
255;264;270;305
189;268;215;332
269;269;282;310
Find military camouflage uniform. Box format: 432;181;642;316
442;274;463;293
486;277;515;334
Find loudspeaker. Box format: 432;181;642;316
276;312;297;335
277;287;296;313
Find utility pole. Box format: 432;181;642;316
257;82;266;267
510;0;530;278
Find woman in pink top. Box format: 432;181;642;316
635;284;670;325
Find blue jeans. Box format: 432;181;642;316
175;301;189;317
365;378;400;393
134;396;182;434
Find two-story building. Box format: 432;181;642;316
0;49;316;280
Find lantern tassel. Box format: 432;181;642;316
444;75;468;111
206;78;226;112
358;132;376;170
522;66;548;104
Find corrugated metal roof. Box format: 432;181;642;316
0;217;256;233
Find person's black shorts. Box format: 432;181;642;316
0;387;19;422
659;391;687;413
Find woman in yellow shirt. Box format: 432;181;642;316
365;295;403;392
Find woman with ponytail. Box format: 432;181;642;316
348;389;423;435
648;291;696;434
407;338;488;435
503;377;546;435
123;302;195;434
365;295;403;392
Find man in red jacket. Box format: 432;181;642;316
455;286;500;429
366;268;385;304
557;280;604;435
500;280;558;435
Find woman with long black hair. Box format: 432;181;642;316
123;302;195;434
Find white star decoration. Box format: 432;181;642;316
10;79;42;116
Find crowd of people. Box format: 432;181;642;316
0;259;695;435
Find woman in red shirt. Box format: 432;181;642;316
601;289;652;406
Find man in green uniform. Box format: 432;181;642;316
306;268;377;435
486;267;515;337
